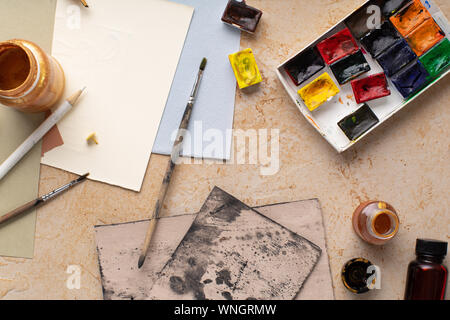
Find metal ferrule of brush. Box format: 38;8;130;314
41;183;73;202
189;70;204;103
40;176;86;202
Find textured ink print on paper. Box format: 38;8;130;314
95;198;333;300
148;187;321;300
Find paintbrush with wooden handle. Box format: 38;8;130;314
138;57;207;268
0;173;89;226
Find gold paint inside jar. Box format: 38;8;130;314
0;45;31;90
0;39;65;113
352;200;400;245
371;210;399;238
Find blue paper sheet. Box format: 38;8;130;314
152;0;241;160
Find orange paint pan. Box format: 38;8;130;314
390;0;432;37
406;18;445;56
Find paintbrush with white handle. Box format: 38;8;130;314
0;87;86;181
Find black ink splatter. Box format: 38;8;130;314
222;291;233;300
216;269;233;288
169;276;186;295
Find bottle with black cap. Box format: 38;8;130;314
404;239;448;300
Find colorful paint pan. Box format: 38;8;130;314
330;50;371;84
376;39;417;76
284;47;325;86
229;48;262;89
298;73;340;111
419;38;450;79
391;60;429;98
345;0;386;39
221;0;262;34
338;104;379;141
351;73;391;104
360;21;401;58
381;0;411;17
316;28;359;65
406;18;445;56
390;0;432;37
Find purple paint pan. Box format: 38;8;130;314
221;0;263;34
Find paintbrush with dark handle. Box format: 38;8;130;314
0;173;89;225
138;57;207;268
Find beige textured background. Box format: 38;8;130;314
0;0;449;300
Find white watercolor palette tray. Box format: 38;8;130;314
276;0;450;152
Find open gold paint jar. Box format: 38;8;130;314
0;39;65;113
352;200;400;245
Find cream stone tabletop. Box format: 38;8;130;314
0;0;449;300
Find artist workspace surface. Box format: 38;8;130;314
0;0;449;300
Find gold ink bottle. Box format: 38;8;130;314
352;200;400;245
0;39;65;113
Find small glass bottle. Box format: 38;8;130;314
0;39;65;113
352;200;399;245
404;239;448;300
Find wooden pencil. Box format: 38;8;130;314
80;0;89;8
138;57;207;268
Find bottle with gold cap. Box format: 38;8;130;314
352;200;400;245
0;39;65;113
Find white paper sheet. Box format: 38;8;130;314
42;0;194;191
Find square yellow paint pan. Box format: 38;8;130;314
298;73;339;111
229;48;262;89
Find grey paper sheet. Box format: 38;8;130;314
95;198;333;300
152;0;240;160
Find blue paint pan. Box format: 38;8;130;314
391;60;429;98
376;39;417;76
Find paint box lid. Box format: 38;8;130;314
341;258;375;294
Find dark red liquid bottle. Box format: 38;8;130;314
404;239;448;300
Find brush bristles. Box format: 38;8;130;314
77;173;90;182
200;57;207;71
138;255;146;269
